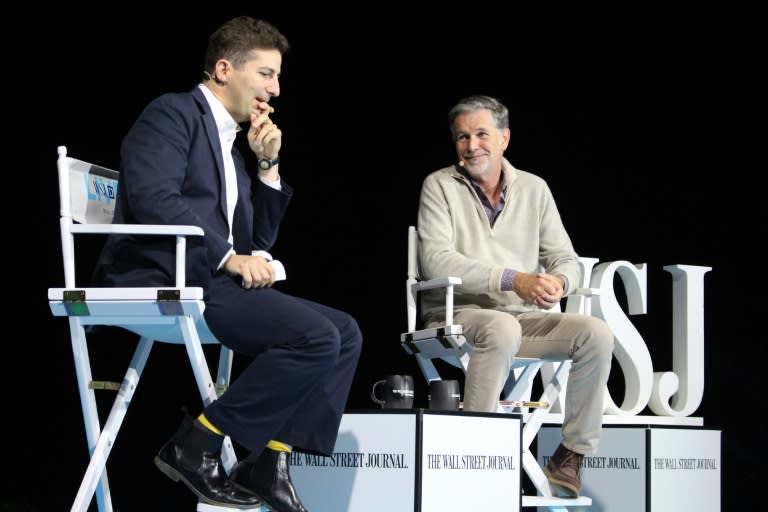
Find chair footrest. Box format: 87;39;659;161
457;400;551;411
499;400;551;410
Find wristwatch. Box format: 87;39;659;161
258;157;280;170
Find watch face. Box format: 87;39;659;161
258;157;278;170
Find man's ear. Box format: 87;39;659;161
502;128;511;150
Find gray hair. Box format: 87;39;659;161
448;95;509;139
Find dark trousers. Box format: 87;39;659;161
202;273;362;456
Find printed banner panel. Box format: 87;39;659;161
538;425;721;512
421;412;521;512
649;428;720;512
290;412;417;512
539;426;646;512
290;411;521;512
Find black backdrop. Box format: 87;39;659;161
8;7;763;511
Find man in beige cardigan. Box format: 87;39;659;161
417;95;614;498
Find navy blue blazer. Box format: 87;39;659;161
93;86;292;291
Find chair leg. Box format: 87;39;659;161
215;345;233;395
415;355;442;384
503;362;542;402
520;361;572;499
523;449;553;498
71;323;154;512
179;316;237;471
522;361;570;450
69;319;112;512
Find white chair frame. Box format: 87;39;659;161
48;146;264;512
400;226;598;510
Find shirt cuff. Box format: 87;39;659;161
217;248;235;271
251;250;274;261
501;269;517;291
259;174;282;191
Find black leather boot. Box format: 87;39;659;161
154;414;262;508
230;449;309;512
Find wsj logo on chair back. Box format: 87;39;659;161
69;163;119;224
87;168;117;221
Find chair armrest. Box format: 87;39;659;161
64;222;205;289
407;276;462;330
70;224;204;236
565;287;601;316
411;276;462;292
571;287;601;297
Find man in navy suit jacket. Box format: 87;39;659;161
93;16;362;511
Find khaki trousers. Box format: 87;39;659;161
442;309;614;455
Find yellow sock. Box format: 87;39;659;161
267;440;292;452
197;413;224;436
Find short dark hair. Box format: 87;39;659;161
448;95;509;139
204;16;290;72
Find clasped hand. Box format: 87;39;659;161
248;101;281;161
224;254;277;288
514;272;564;309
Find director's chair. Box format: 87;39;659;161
400;226;598;510
48;146;265;512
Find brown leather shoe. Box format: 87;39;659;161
543;443;584;497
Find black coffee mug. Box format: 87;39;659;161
370;374;415;409
429;379;461;410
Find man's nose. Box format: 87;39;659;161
267;79;280;97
